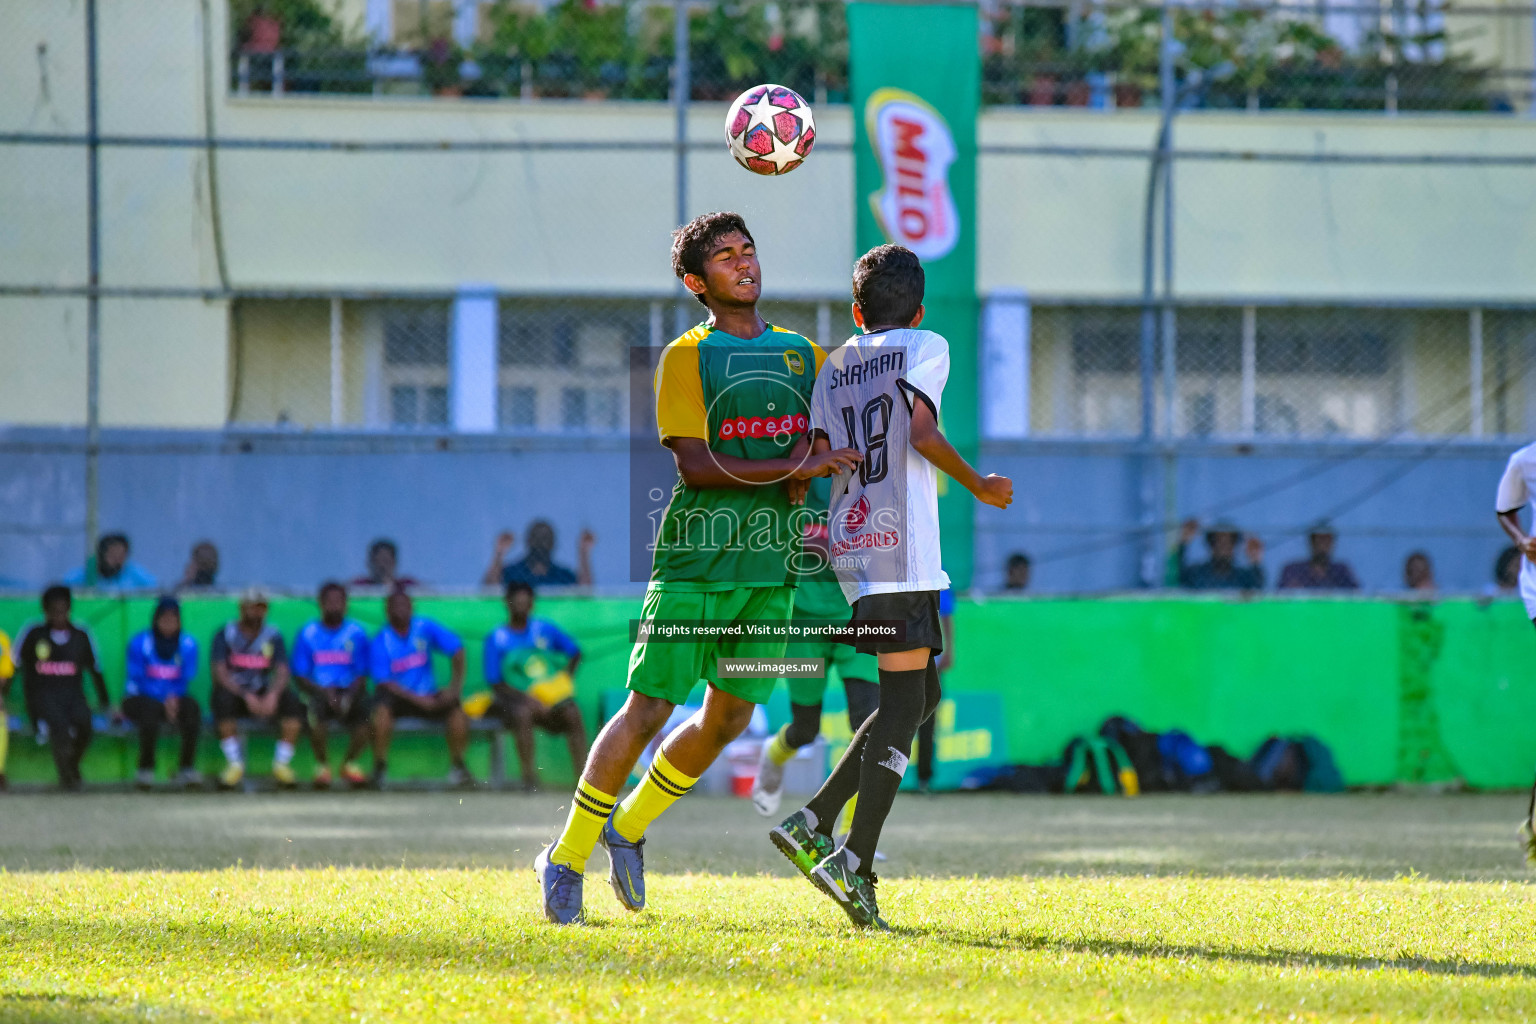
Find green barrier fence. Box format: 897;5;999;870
3;594;1533;788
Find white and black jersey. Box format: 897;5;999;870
1497;441;1536;618
810;327;952;603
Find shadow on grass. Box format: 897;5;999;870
895;924;1536;980
10;911;1535;989
0;992;200;1023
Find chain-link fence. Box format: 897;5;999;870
1022;304;1536;440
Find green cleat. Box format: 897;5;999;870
769;810;836;879
809;848;889;930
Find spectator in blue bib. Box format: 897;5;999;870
482;581;588;791
122;596;202;790
292;581;373;790
369;588;471;789
66;532;157;591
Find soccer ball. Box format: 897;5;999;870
724;84;816;176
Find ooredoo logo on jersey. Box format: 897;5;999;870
865;88;959;262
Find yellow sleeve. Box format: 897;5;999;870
810;340;827;375
654;339;707;445
0;631;12;681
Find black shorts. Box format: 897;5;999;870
307;690;371;729
489;686;578;731
375;690;460;721
211;686;307;722
847;590;945;655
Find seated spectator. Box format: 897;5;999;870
1403;550;1436;592
211;586;303;790
0;624;14;791
291;582;372;790
177;541;220;591
19;585;111;790
1170;518;1264;590
369;589;471;789
65;532;156;591
122;597;202;790
1003;552;1032;592
352;538;420;591
482;581;588;791
1278;521;1360;591
482;520;594;589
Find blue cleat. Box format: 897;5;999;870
535;845;584;925
598;815;646;911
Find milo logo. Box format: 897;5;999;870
865;88;959;262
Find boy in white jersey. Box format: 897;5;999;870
1494;442;1536;866
769;244;1013;927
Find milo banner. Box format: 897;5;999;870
850;1;980;587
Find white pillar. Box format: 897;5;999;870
452;0;478;48
329;297;344;427
982;290;1030;439
1470;307;1484;437
1240;304;1257;436
452;288;499;433
364;0;392;43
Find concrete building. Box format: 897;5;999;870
2;0;1534;591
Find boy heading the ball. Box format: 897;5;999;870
770;244;1013;928
536;212;862;924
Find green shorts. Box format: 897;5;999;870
782;638;879;706
627;585;795;706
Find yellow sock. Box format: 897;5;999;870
0;718;8;774
612;748;698;843
836;792;858;836
767;727;797;767
550;779;617;874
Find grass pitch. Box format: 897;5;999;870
2;792;1534;1022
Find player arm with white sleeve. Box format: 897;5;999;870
1496;450;1536;560
900;332;1013;510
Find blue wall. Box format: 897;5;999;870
0;428;1520;594
976;439;1516;593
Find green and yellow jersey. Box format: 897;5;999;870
650;320;826;591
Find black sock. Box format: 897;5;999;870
803;713;876;836
783;702;823;749
915;659;943;785
843;663;930;872
921;657;941;723
844;677;880;733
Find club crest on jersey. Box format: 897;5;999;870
842;495;871;534
865;88;960;261
783;350;805;376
